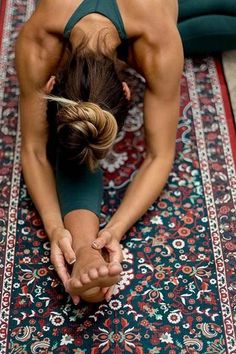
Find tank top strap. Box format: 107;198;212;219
64;0;128;41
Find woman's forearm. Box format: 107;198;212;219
105;155;174;240
21;150;64;237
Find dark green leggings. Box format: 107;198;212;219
178;0;236;55
55;155;103;218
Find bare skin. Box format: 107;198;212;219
15;0;184;303
63;210;122;302
68;248;120;302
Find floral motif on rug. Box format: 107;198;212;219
0;1;236;353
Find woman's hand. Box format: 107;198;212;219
50;227;80;305
91;228;124;301
92;228;123;264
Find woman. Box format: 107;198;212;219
15;0;183;303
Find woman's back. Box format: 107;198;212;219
22;0;178;51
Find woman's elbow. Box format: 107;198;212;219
146;149;175;166
21;144;48;165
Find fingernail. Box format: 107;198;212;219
92;241;100;248
69;258;76;265
74;299;79;305
106;296;111;302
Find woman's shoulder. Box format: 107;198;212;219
23;0;75;37
119;0;178;42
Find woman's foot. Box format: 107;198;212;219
66;246;122;303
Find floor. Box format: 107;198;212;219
222;50;236;123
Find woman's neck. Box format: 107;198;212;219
70;14;121;58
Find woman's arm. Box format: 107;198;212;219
15;24;80;289
16;24;65;236
97;24;184;241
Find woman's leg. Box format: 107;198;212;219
56;152;104;218
63;210;122;303
55;156;122;302
64;209;100;252
178;0;236;55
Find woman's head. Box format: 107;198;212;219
55;98;118;171
49;38;129;171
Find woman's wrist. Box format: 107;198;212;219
103;221;125;242
43;215;64;241
48;226;67;242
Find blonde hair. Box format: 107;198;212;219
46;96;118;171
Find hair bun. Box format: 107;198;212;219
52;97;118;170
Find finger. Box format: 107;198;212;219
51;243;71;287
109;251;123;264
59;237;76;265
72;295;80;306
101;287;109;294
65;280;80;305
54;263;70;289
105;285;115;302
64;272;80;305
109;244;124;264
92;230;111;249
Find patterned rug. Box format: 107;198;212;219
1;1;236;353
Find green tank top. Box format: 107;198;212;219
64;0;128;41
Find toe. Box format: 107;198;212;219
80;273;91;284
98;265;109;277
109;262;123;276
88;268;99;280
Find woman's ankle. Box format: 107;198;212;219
63;209;100;253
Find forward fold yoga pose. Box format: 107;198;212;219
15;0;183;303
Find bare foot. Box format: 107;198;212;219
67;246;122;303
